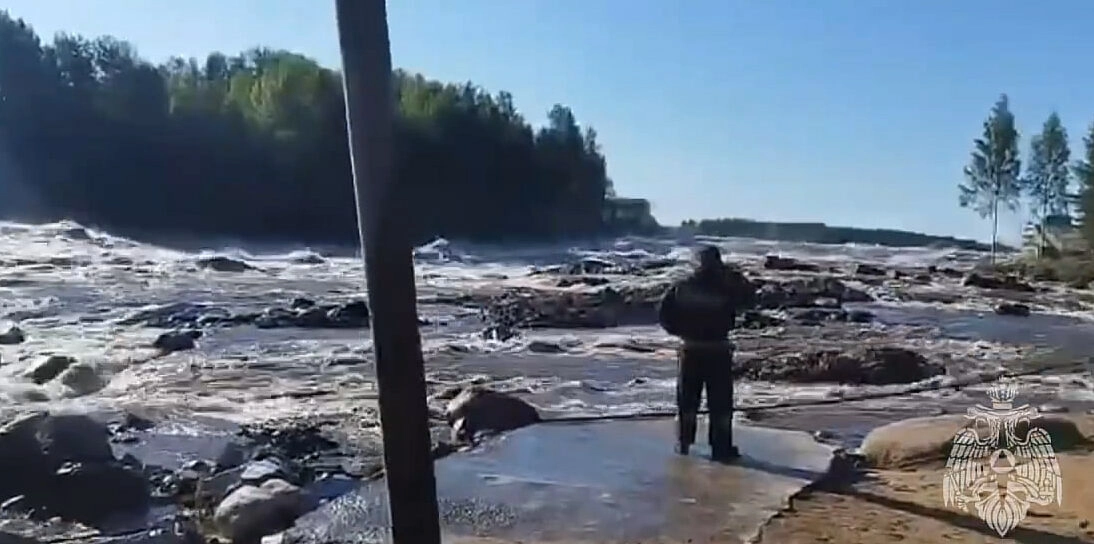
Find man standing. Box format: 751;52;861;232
658;245;756;462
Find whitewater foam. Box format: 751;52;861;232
0;220;1086;426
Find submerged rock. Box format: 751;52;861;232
0;325;25;345
735;346;942;385
962;272;1034;292
58;363;105;397
738;310;784;329
444;387;541;442
196;256;258;273
23;355;77;385
994;302;1031;317
853;263;887;276
764;255;820;272
153;330;202;353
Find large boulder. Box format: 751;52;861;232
0;412;150;524
735;347;943;385
861;414;1092;469
444;387;541;442
213;478;309;544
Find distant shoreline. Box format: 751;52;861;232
676;218;1003;252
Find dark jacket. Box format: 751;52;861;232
658;266;757;343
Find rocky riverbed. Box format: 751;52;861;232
2;221;1094;543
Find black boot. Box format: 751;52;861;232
677;412;697;455
709;413;739;463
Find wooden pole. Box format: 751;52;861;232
333;2;442;542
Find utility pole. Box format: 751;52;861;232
333;2;442;542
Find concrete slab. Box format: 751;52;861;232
285;419;836;544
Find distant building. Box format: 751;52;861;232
603;197;659;233
1022;214;1085;256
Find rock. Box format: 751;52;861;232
848;310;874;323
482;284;667;330
289;298;315;310
290;254;325;265
324;301;370;328
110;412;156;434
58;363;105;397
755;276;872;309
0;530;39;544
0;325;25;345
213;479;308;544
735;347;943;385
0;412;149;524
153;330;201;353
23;355;77;385
790;308;847;325
240;458;291;486
429;386;463;402
994;302;1031;317
962;272;1034;292
934;266;965;278
854;263;886;276
556;276;611;288
49;461;150;523
738;310;783;329
196;256;258;273
444;387;541;442
763;255;820;272
527;340;566;354
199;466;247;504
215;441;252;472
861;414;1092;469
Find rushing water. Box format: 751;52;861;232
0;219;1091;431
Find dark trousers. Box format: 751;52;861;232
676;344;734;455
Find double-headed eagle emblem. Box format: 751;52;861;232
942;380;1063;536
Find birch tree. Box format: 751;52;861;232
959;94;1022;263
1021;112;1071;257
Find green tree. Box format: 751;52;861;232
0;10;634;244
1021;111;1071;257
1073;123;1094;247
959;94;1022;263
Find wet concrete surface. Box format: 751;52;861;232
285;418;835;544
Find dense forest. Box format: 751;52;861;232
0;11;627;245
678;218;994;251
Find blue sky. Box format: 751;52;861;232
5;0;1093;244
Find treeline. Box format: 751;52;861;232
679;218;993;251
958;94;1094;260
0;11;620;245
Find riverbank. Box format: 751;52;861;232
759;413;1094;544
